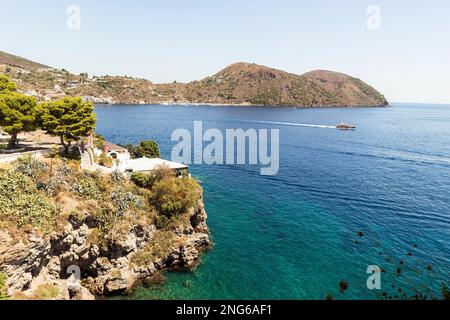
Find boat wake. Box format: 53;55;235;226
227;119;337;129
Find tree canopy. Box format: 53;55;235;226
37;97;96;153
134;140;161;158
0;74;17;94
0;92;38;148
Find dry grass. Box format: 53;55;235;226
131;231;176;266
86;228;101;246
30;284;60;300
0;163;12;170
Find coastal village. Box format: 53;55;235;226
0;68;188;175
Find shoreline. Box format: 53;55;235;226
94;101;391;109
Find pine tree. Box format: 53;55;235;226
0;92;37;148
37;97;96;154
134;140;161;158
0;74;17;94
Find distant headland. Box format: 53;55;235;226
0;51;388;108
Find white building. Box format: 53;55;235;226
117;157;188;174
86;139;188;175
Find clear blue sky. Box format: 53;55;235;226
1;0;450;103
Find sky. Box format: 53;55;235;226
1;0;450;104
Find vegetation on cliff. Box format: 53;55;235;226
0;272;7;300
0;169;56;230
0;154;208;299
1;155;200;240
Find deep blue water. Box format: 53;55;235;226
95;103;450;300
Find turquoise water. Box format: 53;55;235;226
95;103;450;300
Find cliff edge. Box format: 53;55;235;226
0;157;210;300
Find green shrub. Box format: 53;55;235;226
56;161;72;177
95;206;115;240
130;167;174;189
111;187;140;217
0;170;56;228
150;177;200;218
130;249;154;267
93;136;106;151
0;144;7;150
98;152;113;168
130;172;150;188
70;175;100;199
131;231;175;265
43;161;72;196
110;170;125;184
12;155;47;180
134;140;160;158
31;284;59;300
0;273;8;300
154;215;171;229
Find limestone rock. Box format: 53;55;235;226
0;197;210;300
105;276;128;294
70;285;95;300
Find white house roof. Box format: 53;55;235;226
104;141;128;153
119;157;188;172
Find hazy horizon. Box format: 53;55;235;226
1;0;450;104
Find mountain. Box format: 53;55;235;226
303;70;388;107
178;62;388;107
0;51;49;70
182;62;333;106
0;51;388;107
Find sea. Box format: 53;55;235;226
95;103;450;300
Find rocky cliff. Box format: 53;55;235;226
0;200;209;299
0;157;210;300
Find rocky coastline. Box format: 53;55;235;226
0;187;210;300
